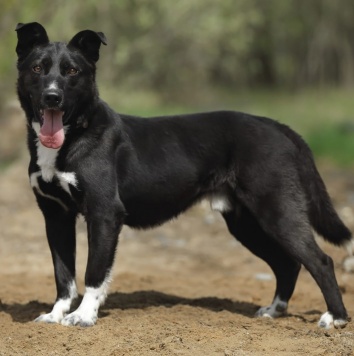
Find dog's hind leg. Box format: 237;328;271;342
235;187;349;329
222;207;301;319
34;200;78;324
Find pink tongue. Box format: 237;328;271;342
39;110;65;149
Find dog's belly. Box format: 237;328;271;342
121;190;202;228
122;191;232;228
122;201;196;228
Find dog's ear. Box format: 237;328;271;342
68;30;107;63
15;22;49;60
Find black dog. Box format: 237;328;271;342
16;22;352;328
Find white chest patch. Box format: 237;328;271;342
31;122;78;198
36;141;60;182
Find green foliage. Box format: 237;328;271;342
3;0;354;100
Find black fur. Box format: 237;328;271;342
16;22;351;327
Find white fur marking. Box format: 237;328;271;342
30;172;69;211
61;274;112;327
333;318;348;329
32;121;78;195
255;296;288;318
56;172;78;195
318;311;334;329
48;81;58;90
210;194;232;213
35;281;77;324
37;145;59;182
32;122;59;182
318;311;348;329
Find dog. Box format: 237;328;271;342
15;22;352;328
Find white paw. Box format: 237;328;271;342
318;312;348;329
255;298;288;318
255;306;273;318
34;313;61;324
334;319;348;329
318;311;334;329
33;292;76;325
256;306;284;318
61;311;97;327
59;281;110;327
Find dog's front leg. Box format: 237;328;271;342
61;206;124;327
34;208;78;324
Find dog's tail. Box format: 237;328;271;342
301;156;352;246
279;123;352;246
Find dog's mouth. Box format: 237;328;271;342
38;109;65;149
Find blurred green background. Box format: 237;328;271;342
1;0;354;166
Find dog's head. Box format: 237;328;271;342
16;22;107;149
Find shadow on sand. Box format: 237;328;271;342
0;290;259;323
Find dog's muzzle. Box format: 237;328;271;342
38;89;65;149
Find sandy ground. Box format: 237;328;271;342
0;153;354;355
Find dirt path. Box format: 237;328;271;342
0;157;354;355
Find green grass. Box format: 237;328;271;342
306;124;354;166
224;88;354;166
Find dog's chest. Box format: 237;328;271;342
30;142;78;209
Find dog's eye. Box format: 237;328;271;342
32;65;42;73
67;68;79;76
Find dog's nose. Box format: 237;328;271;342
43;91;62;108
